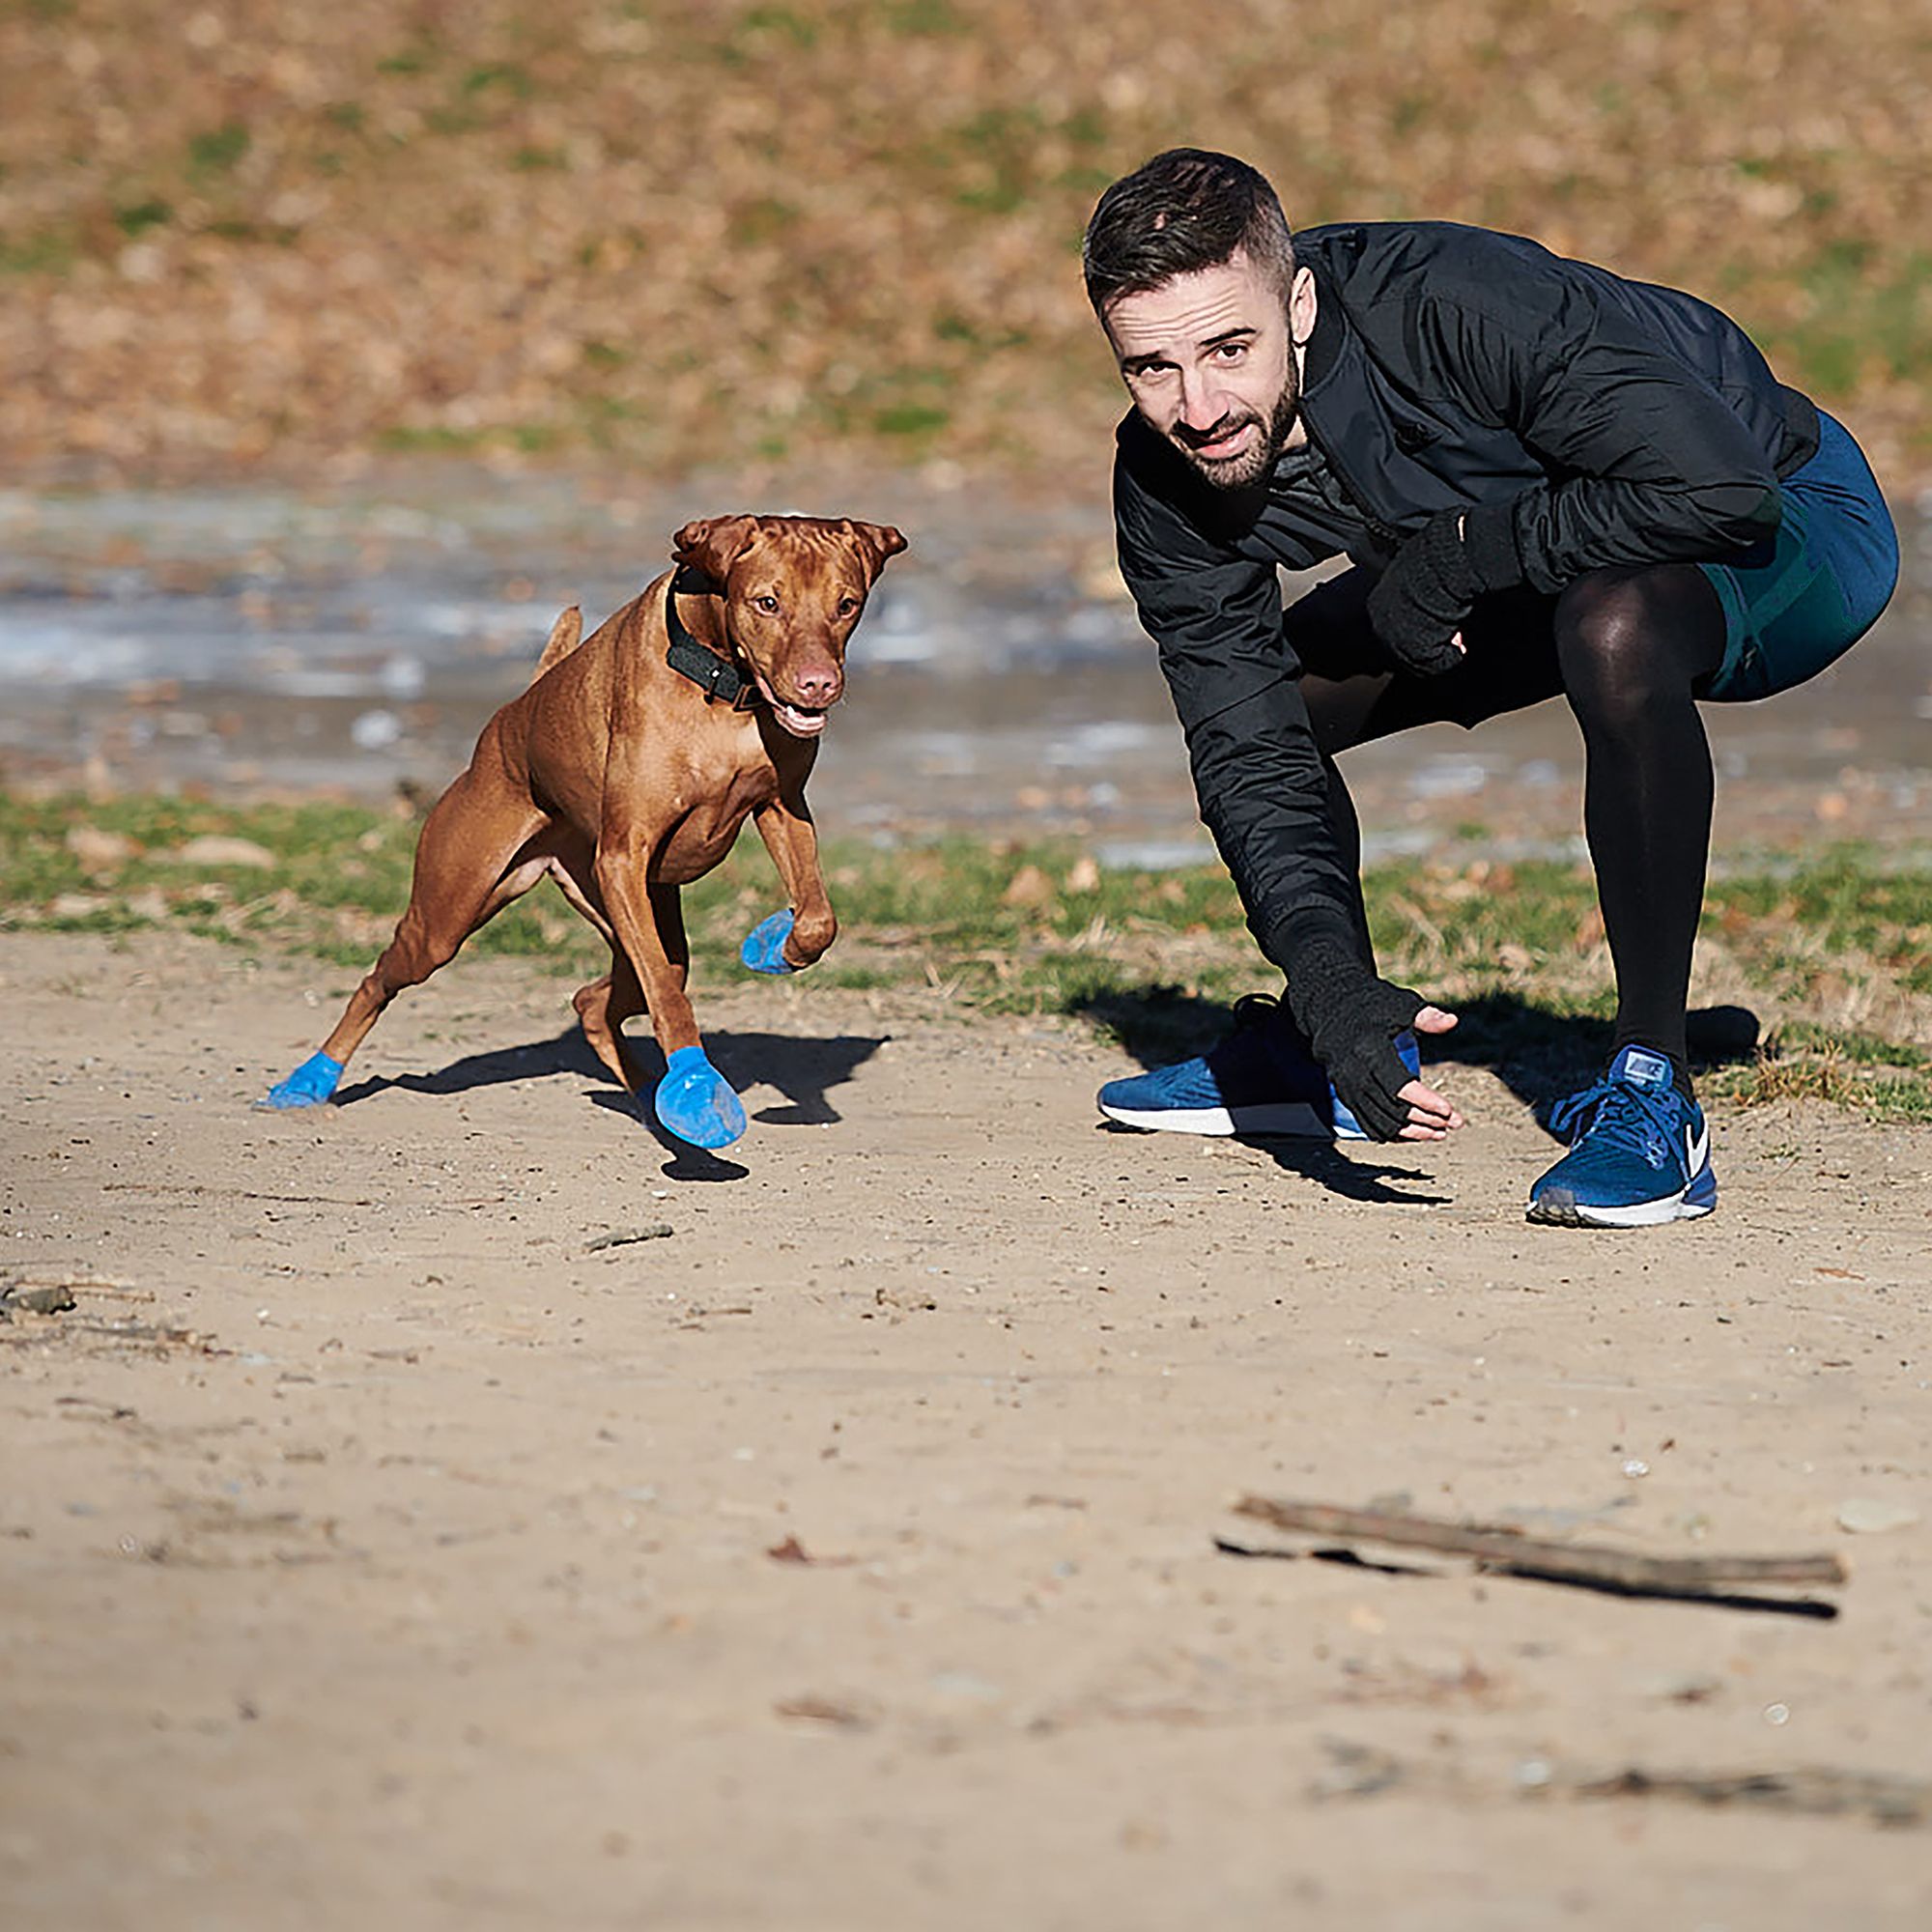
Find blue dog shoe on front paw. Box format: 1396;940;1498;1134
257;1050;345;1111
740;908;796;976
653;1045;749;1149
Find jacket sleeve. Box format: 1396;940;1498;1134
1418;276;1785;594
1114;448;1366;967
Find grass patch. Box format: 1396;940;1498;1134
3;792;1928;1120
187;123;251;177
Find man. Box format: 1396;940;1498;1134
1083;149;1897;1226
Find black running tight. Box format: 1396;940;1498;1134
1293;562;1729;1086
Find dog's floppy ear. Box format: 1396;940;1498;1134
672;515;759;584
841;519;908;581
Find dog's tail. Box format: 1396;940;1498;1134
528;604;583;685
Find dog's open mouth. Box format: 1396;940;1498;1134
755;675;836;737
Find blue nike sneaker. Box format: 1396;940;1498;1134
1527;1044;1716;1227
1096;994;1419;1142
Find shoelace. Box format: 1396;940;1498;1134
1548;1075;1686;1158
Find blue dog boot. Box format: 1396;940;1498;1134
741;909;796;975
654;1045;749;1149
258;1050;344;1111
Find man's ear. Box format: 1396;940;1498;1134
671;515;760;583
841;520;908;581
1288;265;1318;349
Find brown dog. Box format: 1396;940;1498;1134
262;514;907;1148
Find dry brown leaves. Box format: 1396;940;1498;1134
2;0;1927;487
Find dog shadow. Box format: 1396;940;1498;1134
332;1025;887;1182
1076;985;1762;1199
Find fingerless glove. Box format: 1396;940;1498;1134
1365;503;1522;677
1282;933;1429;1142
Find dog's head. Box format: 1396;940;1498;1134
670;514;908;738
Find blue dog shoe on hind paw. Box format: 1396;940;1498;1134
258;1050;344;1111
654;1045;749;1149
740;908;796;976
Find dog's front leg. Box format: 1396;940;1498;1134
593;836;747;1150
741;795;835;975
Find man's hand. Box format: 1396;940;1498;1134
1364;512;1476;675
1284;936;1465;1142
1396;1006;1463;1141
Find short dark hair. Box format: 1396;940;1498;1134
1083;149;1294;315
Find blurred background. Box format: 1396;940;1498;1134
2;0;1929;853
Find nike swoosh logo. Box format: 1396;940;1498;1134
1686;1126;1710;1172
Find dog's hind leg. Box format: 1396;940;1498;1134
571;881;686;1094
261;762;548;1108
572;953;647;1093
542;853;641;1093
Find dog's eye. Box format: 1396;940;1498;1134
837;596;860;617
753;594;781;613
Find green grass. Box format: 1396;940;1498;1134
3;791;1928;1121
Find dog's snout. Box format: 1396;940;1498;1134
791;661;840;707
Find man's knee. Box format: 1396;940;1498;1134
1553;565;1723;714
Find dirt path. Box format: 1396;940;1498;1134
4;928;1930;1929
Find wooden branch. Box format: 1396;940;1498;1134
1577;1766;1932;1825
1233;1495;1846;1593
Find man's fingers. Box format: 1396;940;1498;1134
1412;1005;1458;1035
1399;1075;1463;1132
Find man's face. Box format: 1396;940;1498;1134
1102;250;1304;490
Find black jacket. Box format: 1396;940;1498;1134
1114;219;1820;975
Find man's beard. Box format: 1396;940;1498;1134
1169;378;1299;491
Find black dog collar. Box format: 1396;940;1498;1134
664;566;762;711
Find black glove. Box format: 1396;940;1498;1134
1283;934;1428;1142
1365;503;1522;678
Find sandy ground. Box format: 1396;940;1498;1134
4;925;1931;1930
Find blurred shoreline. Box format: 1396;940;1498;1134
3;462;1930;866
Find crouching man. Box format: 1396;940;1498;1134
1084;149;1896;1226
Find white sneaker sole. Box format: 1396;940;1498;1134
1098;1098;1353;1140
1526;1185;1717;1228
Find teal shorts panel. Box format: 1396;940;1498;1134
1699;412;1899;703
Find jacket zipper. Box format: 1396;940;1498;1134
1298;412;1405;556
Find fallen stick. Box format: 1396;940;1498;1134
584;1224;674;1252
1576;1765;1931;1826
1312;1739;1932;1827
4;1276;155;1301
1233;1496;1846;1593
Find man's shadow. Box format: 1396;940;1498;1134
1077;984;1760;1203
333;1025;886;1181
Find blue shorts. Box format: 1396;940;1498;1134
1698;411;1899;702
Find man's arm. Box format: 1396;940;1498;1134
1363;248;1789;668
1436;276;1785;594
1115;439;1458;1140
1113;439;1361;966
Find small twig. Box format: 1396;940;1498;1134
101;1182;375;1208
1233;1496;1846;1593
3;1274;153;1300
1;1284;78;1315
583;1224;674;1252
1576;1765;1932;1825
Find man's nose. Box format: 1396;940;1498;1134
1176;365;1230;428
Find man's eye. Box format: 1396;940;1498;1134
1215;343;1247;361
